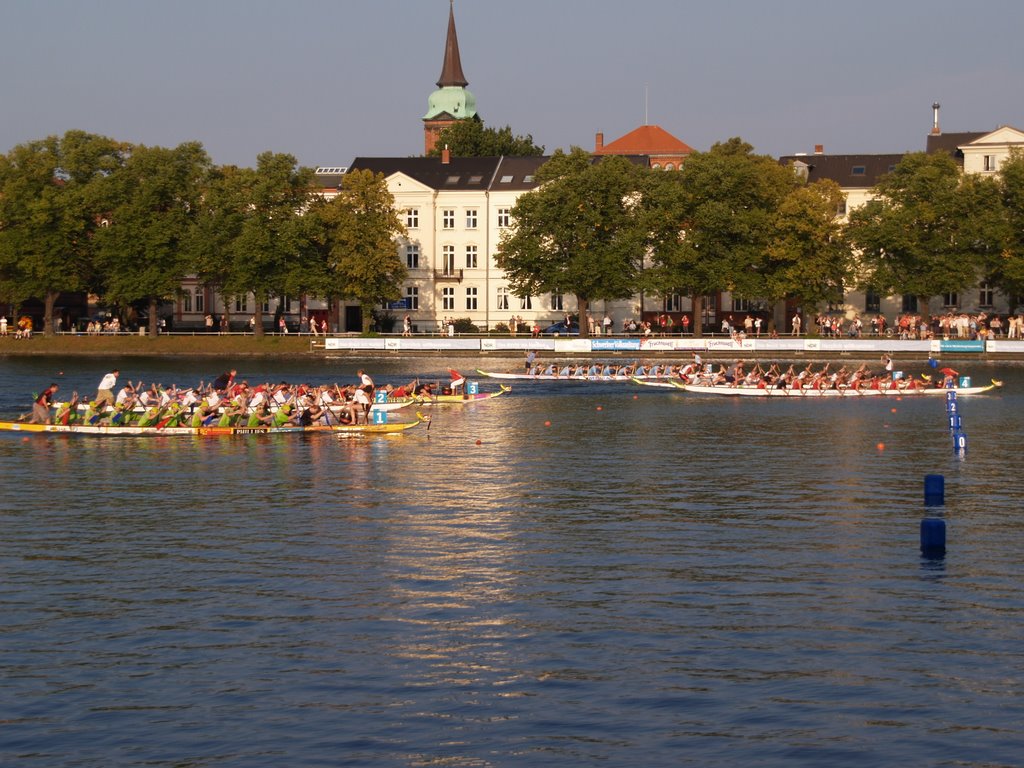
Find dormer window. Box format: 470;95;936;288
851;166;866;176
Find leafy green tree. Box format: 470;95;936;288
0;130;124;334
496;148;649;337
216;153;316;338
95;142;211;335
986;149;1024;305
645;138;798;335
427;118;544;157
307;169;407;334
764;179;851;315
848;151;1002;311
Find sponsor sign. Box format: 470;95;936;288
387;299;409;310
939;339;985;353
593;338;641;351
324;337;386;350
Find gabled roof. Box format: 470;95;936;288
347;156;547;192
596;125;693;156
778;154;904;188
926;131;987;158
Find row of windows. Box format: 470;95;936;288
406;208;511;229
401;287;561;312
405;244;480;270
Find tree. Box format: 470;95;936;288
764;179;851;315
95;142;211;335
496;148;649;336
427;118;544;157
645;138;798;335
307;169;407;334
217;153;316;339
847;151;1002;311
0;130;125;335
986;149;1024;304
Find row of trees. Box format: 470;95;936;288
0;131;407;336
498;140;1024;336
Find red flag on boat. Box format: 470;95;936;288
448;368;466;388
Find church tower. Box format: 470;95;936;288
423;0;478;155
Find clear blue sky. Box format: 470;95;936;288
2;0;1021;168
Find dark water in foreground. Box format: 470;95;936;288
1;356;1023;767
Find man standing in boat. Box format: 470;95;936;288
27;383;59;424
96;369;118;408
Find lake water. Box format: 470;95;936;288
2;355;1023;767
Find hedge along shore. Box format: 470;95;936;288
3;333;1024;362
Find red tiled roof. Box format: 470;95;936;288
596;125;694;155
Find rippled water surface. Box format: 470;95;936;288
2;356;1023;767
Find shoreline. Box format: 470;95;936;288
2;333;1024;363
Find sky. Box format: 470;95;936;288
2;0;1022;169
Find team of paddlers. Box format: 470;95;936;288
19;368;447;428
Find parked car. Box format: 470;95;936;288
541;321;580;336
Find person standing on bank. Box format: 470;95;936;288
96;369;119;408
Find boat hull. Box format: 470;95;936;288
0;417;424;436
677;381;1003;397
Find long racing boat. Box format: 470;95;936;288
675;379;1003;397
0;413;427;437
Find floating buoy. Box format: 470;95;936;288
924;474;944;506
891;407;897;413
953;431;967;453
876;442;885;451
596;405;603;411
948;413;962;431
920;518;947;555
633;394;638;400
475;439;482;446
544;420;551;427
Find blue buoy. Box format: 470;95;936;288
953;431;967;453
924;474;945;507
948;413;962;431
947;399;958;415
920;518;947;554
946;391;957;404
928;357;939;369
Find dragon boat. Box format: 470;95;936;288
0;412;428;437
391;384;511;404
477;368;670;382
673;379;1003;397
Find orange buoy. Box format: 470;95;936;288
475;439;482;445
633;394;638;400
544;420;551;427
891;408;897;413
876;442;885;451
596;405;603;411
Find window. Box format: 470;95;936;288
500;175;513;183
984;155;998;172
979;283;994;307
497;208;511;228
406;244;420;269
442;209;455;229
442;245;456;275
901;294;918;313
405;287;419;310
262;299;270;313
837;197;847;216
195;288;204;313
497;287;510;310
445;175;460;185
235;295;248;313
182;291;192;313
664;163;675;171
466;209;478;228
942;292;959;308
652;163;662;170
442;287;455;311
551;293;563;311
280;295;293;313
865;290;880;313
663;294;682;312
851;166;866;176
466;287;478;310
406;209;419;228
468;175;483;185
520;295;532;310
465;245;478;269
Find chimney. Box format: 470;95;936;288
595;132;604;152
931;102;941;135
441;145;450;164
814;144;824;155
